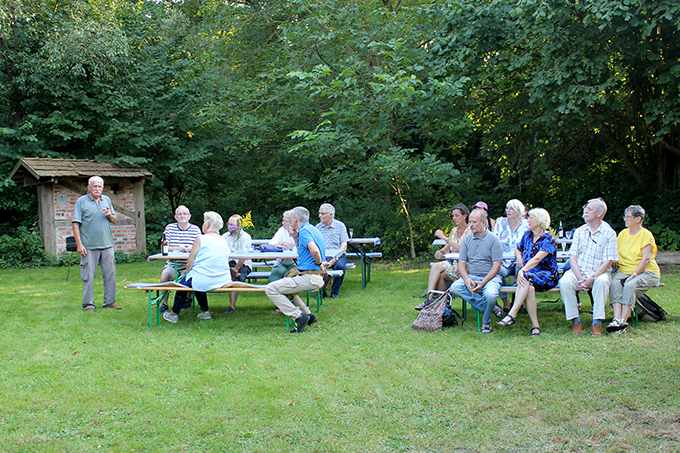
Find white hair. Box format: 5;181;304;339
319;203;335;216
203;211;223;232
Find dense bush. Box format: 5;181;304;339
0;227;52;269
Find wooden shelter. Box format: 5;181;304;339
9;158;153;258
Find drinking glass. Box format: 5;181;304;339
349;228;354;239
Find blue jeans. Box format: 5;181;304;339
329;254;347;295
450;274;502;323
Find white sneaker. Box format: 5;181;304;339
163;312;179;323
197;311;212;320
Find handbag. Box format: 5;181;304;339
258;244;283;252
412;292;448;332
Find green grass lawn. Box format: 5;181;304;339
1;260;678;452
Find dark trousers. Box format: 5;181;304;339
172;275;208;313
329;254;347;295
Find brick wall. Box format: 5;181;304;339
54;182;139;256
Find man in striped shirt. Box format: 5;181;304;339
160;205;202;311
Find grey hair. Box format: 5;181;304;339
588;197;608;217
282;209;294;221
625;205;646;223
471;207;488;222
506;199;526;216
203;211;223;232
319;203;335;216
292;206;310;223
88;176;104;186
529;208;551;230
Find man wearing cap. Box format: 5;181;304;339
471;201;496;232
449;207;504;333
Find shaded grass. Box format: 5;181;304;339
0;261;678;452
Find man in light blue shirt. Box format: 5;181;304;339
266;206;326;333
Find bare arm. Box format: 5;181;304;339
73;222;87;256
626;245;653;282
185;237;201;273
307;240;326;271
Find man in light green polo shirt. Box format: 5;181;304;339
72;176;121;312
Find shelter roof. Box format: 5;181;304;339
8;158;152;186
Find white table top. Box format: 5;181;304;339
149;249;343;261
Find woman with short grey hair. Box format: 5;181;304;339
608;205;660;333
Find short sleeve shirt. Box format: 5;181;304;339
72;194;116;249
569;222;618;278
164;223;201;249
315;218;349;249
617;227;660;275
298;222;326;271
494;217;529;265
459;230;503;277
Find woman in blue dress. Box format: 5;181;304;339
497;208;559;336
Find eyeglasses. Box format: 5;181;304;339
176;213;190;217
319;212;329;216
623;215;635;220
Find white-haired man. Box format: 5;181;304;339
72;176;120;312
559;198;618;336
316;203;349;298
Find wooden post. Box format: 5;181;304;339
37;182;57;257
133;178;147;256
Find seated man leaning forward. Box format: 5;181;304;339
559;197;618;337
449;208;504;334
159;205;201;312
265;206;326;333
163;211;232;324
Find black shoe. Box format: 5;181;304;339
322;290;328;299
291;313;310;333
160;303;168;313
331;293;339;299
415;299;433;310
308;314;318;325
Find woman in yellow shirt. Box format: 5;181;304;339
608;205;660;333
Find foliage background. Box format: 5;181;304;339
2;0;680;257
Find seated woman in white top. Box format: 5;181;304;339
163;211;232;323
268;209;297;283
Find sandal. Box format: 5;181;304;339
497;314;516;327
530;326;540;337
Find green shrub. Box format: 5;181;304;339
0;226;52;268
114;251;144;264
648;223;680;251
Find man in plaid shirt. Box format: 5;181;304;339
559;198;618;336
